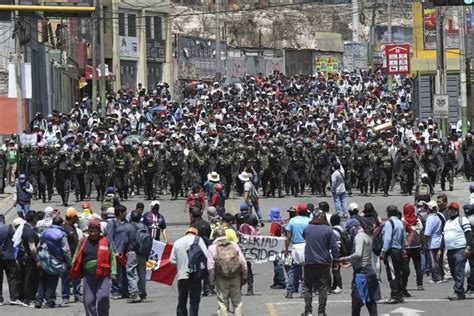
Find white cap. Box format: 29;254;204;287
150;200;160;207
348;203;359;212
427;201;437;210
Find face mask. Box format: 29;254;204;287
450;210;459;220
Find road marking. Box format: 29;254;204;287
267;303;278;316
266;298;449;306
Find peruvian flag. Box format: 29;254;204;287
146;241;177;286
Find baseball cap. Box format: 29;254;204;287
427;201;437;210
448;202;459;210
150;200;160;208
65;207;79;218
296;203;308;214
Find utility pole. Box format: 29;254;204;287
14;15;23;136
351;0;359;42
99;0;106;115
91;0;97;112
387;0;393;92
215;0;221;82
368;4;376;70
459;6;468;135
436;6;447;137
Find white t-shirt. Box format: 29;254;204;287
444;216;471;250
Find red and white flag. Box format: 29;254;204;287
146;240;177;286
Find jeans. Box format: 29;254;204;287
126;251;147;298
35;269;59;306
16;203;30;218
61;269;81;300
252;203;264;222
0;259;19;302
333;192;347;216
273;260;286;286
177;278;202;316
83;274;111;316
384;249;404;301
303;264;330;314
286;264;303;295
468;252;474;291
447;248;467;296
403;248;423;287
332;266;342;290
428;248;444;282
111;263;128;298
420;249;430;274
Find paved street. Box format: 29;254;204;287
1;178;474;315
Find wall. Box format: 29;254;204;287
0;96;25;134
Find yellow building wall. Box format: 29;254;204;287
412;2;461;73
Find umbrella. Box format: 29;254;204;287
123;134;145;145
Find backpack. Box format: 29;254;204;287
372;219;394;256
215;239;242;278
333;227;352;257
37;238;67;275
238;223;259;236
133;223;153;256
187;236;209;281
417;183;431;197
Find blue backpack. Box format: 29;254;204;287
187;236;208;281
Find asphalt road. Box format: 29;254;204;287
1;178;474;315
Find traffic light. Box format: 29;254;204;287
432;0;474;5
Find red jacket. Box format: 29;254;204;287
70;236;112;279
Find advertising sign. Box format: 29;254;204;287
384;44;411;75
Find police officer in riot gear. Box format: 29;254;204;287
439;139;456;191
399;145;417;195
378;147;393;197
55;150;73;206
72;149;86;202
26;146;41;200
113;146;130;200
142;149;157;200
168;146;183;200
92;148;107;201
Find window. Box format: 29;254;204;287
154;16;162;40
118;13;125;36
128;14;136;37
146;16;152;39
